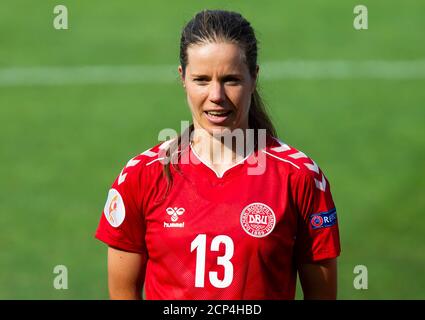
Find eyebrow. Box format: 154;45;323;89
190;73;243;79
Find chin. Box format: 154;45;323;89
202;124;229;135
206;124;244;137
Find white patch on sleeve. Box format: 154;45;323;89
103;188;126;227
314;174;327;192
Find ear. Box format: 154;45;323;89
252;65;259;93
178;66;185;88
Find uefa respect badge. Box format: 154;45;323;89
310;208;337;230
104;188;126;228
240;202;276;238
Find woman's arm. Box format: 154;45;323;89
108;247;147;300
297;258;338;300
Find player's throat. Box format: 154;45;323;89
190;130;254;177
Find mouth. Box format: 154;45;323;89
203;110;233;124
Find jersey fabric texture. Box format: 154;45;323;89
95;136;341;299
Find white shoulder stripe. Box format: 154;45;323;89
289;151;308;159
146;157;166;167
314;175;327;191
270;138;291;153
304;161;320;174
141;149;157;157
262;150;300;169
118;158;141;185
159;139;176;150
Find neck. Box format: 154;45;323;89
191;126;254;167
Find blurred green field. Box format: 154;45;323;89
0;0;424;299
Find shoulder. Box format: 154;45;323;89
133;139;173;167
114;139;174;186
262;136;328;192
263;136;319;175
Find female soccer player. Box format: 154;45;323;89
95;10;340;300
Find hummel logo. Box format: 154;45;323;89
164;207;185;228
166;207;185;222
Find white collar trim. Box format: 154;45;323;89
189;143;254;179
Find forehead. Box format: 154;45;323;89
186;41;247;74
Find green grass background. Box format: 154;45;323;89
0;0;424;299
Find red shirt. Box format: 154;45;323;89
95;136;341;299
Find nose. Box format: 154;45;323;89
208;81;225;104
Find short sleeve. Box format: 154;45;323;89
95;157;147;254
294;168;341;263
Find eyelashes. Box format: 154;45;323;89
192;77;242;85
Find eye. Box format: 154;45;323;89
223;76;241;85
193;77;209;85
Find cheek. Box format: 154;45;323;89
228;87;252;111
186;85;207;109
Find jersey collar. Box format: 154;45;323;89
189;142;254;179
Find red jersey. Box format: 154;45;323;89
95;136;341;299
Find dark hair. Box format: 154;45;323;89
163;9;277;194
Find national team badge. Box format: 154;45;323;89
240;202;276;238
104;188;125;228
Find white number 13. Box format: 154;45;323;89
190;234;234;288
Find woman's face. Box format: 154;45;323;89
179;42;258;135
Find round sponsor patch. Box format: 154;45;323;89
240;202;276;238
104;188;125;228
